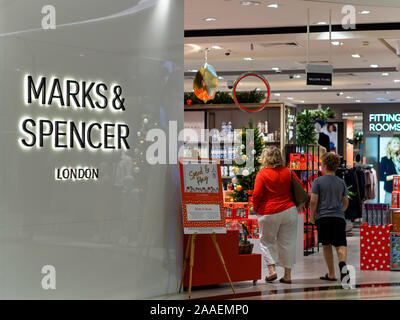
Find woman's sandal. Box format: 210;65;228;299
320;273;337;281
265;274;278;282
279;278;292;284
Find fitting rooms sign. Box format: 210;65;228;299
19;75;131;181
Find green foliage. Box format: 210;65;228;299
347;185;357;200
296;107;336;145
184;91;265;105
232;118;264;202
354;131;364;143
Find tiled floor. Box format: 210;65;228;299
156;227;400;300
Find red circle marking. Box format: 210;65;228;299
233;73;271;112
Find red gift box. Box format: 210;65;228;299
360;224;392;271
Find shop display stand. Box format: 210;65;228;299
178;232;235;298
285;144;321;256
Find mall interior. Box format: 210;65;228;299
2;0;400;301
177;0;400;300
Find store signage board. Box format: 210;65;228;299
369;113;400;132
306;64;333;86
179;158;226;234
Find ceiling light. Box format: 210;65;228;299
218;76;224;80
287;97;293;100
243;57;254;61
211;45;222;50
316;21;327;25
386;91;391;94
358;10;370;15
370;64;378;68
294;75;301;79
331;41;343;46
188;69;198;72
203;17;216;22
300;100;305;103
267;3;278;8
338;92;344;96
274;93;281;96
394;80;400;83
382;73;389;76
241;1;261;6
356;100;361;103
376;97;385;101
343;113;348;116
352;54;361;58
272;67;280;71
322;87;328;90
346;96;353;99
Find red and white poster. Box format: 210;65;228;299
179;158;226;234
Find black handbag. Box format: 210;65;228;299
289;169;310;207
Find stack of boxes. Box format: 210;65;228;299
224;202;260;239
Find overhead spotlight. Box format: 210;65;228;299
203;17;216;22
370;64;379;68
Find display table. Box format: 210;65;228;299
183;230;261;288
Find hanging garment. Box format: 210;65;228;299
371;168;377;200
364;170;372;200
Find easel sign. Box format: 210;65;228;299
178;157;234;298
179;157;226;234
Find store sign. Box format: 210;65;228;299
179;158;226;234
19;75;131;180
306;64;333;86
369;113;400;132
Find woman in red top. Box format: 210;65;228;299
253;147;301;284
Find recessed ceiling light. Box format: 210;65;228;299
241;1;261;6
243;57;254;61
218;76;224;80
203;17;216;22
188;69;198;72
386;91;391;94
274;93;281;96
322;87;328;90
267;3;279;8
331;41;344;46
272;67;280;71
316;21;327;25
294;74;301;79
394;79;400;83
300;100;305;103
352;54;361;58
338;92;344;96
382;73;389;76
287;97;294;100
359;10;370;15
211;45;222;50
356;100;361;103
370;64;378;68
343;113;348;116
346;96;353;99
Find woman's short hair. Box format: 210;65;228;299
322;152;341;172
260;147;284;168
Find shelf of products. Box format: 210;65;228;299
285;144;323;255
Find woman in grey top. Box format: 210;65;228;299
310;153;349;283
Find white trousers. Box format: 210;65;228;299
257;206;298;269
